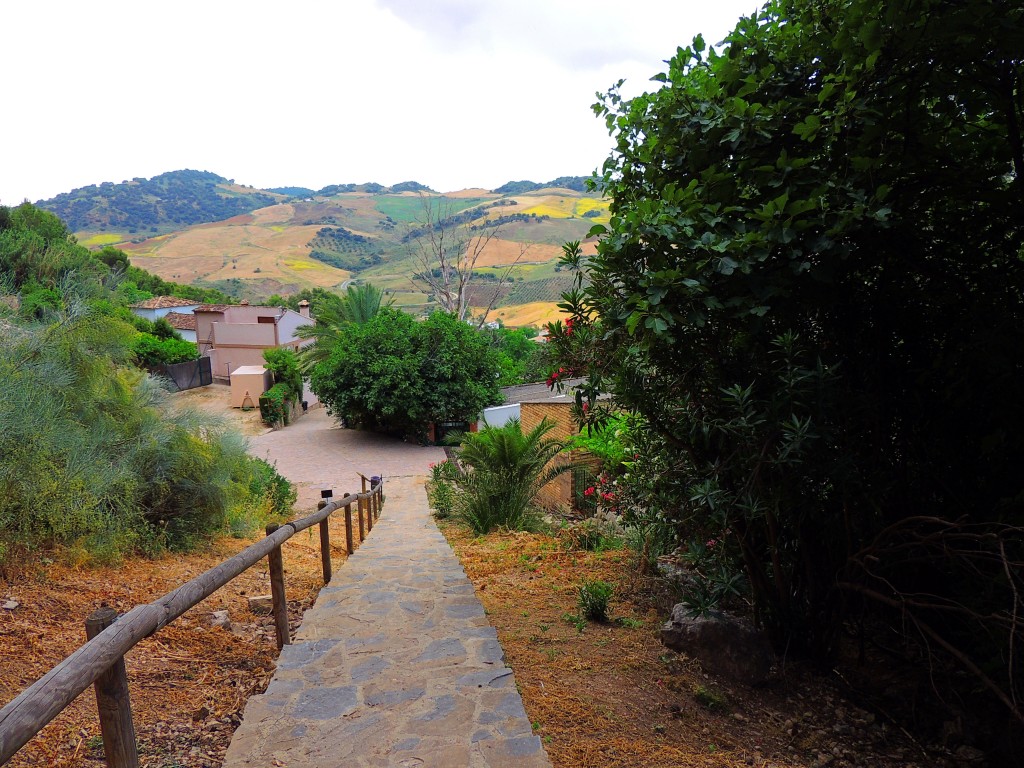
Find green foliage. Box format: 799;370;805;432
245;457;297;518
122;264;233;304
0;305;290;567
132;333;198;366
567;413;633;471
452;418;569;534
39;170;277;232
309;309;501;438
576;578;613;622
259;383;292;426
296;283;393;373
486;325;542;386
263;347;302;401
151;317;177;339
552;0;1024;727
18;282;64;319
692;685;728;713
427;479;456;519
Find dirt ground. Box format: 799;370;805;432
436;523;953;768
0;392;976;767
171;383;268;437
1;525;347;767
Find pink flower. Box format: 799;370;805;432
584;487;595;497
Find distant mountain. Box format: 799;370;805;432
37;171;596;233
313;181;436;196
267;186;315;197
38;170;279;232
494;176;591;194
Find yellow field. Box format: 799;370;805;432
521;202;574;219
78;232;126;247
482;300;566;328
574;198;610;224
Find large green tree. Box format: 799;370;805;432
552;0;1024;727
309;309;501;438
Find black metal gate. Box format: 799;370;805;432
153;357;213;391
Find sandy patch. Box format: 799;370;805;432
171;383;268;437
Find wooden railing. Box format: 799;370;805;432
0;476;384;767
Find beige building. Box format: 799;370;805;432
195;301;313;382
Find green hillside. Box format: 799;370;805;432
41;172;606;325
38;170;281;233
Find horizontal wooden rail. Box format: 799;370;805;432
0;479;384;766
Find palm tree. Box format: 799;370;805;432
297;283;393;373
454;417;570;533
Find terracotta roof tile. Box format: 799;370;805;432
129;296;200;310
163;311;197;331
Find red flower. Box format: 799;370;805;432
584;487;595;497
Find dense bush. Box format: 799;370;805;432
550;0;1024;734
309;309;501;438
132;332;198;366
259;382;293;426
0;307;292;568
263;347;302;400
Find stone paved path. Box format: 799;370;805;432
247;406;446;510
224;409;551;768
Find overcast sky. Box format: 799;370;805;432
1;0;757;205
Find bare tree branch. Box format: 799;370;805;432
405;193;531;327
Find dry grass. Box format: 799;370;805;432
469;238;562;268
1;518;352;767
3;475;930;768
443;188;497;198
483;300;565;327
122;210;348;291
439;522;929;768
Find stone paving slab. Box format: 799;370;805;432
223;475;551;768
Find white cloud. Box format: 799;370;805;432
0;0;758;204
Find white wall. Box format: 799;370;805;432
479;403;520;430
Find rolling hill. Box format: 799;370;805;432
40;172;605;326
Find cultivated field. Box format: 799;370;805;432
83;188;605;325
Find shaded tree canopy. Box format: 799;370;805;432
550;0;1024;732
309;309;502;438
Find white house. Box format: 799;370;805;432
128;296;203;323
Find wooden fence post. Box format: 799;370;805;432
344;502;354;555
358;497;365;542
265;524;290;650
317;499;332;584
84;608;139;768
366;494;374;533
